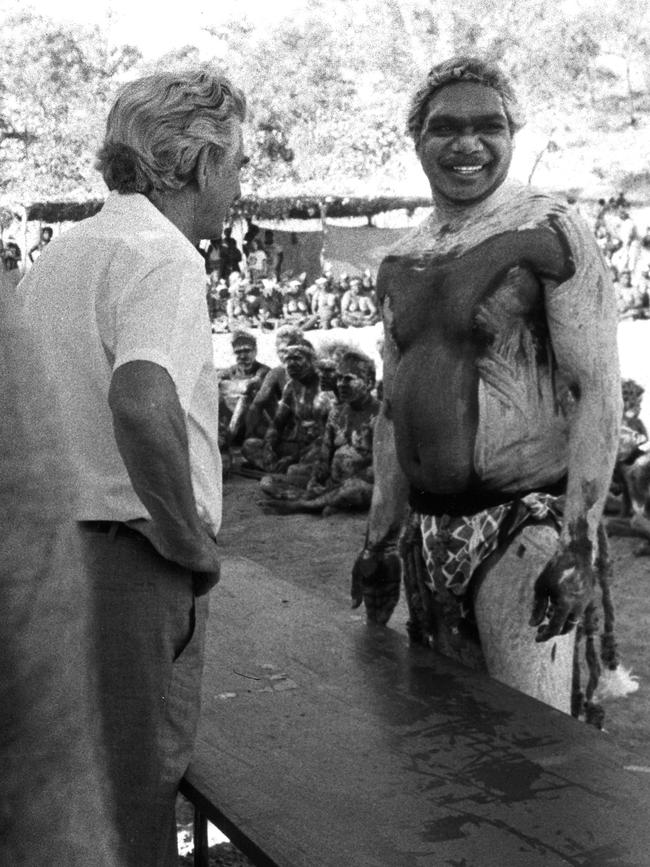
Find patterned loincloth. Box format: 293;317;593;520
419;492;563;623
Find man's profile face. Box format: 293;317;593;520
198;124;248;238
416;82;513;207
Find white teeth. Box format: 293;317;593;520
451;166;483;174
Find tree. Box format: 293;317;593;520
0;12;141;199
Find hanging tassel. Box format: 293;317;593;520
595;665;640;700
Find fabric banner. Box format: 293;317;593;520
261;228;324;285
322;225;413;278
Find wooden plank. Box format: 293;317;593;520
186;554;650;867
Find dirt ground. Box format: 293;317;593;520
177;472;650;864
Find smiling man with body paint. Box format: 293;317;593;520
351;56;621;713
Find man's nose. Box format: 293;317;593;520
451;131;482;152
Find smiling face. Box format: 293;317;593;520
416;82;513;208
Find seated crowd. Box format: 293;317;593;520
203;224;380;333
215;326;381;517
592;194;650;320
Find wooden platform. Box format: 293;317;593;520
183;553;650;867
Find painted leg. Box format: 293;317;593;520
473;523;575;714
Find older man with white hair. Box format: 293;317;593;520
21;68;247;866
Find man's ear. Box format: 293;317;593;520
196;146;222;191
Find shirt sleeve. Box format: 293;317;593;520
112;255;211;412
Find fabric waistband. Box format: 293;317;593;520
409;477;567;517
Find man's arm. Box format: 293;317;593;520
351;292;409;623
109;360;221;578
531;215;622;641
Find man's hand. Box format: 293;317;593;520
351;547;401;626
530;544;595;642
126;517;220;573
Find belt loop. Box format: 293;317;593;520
107;522;120;542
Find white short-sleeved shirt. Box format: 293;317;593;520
20;192;222;536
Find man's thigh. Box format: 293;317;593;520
472;523;574;714
79;524;208;866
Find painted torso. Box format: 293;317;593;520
380;182;604;497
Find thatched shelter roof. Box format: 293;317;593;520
18;195;432;224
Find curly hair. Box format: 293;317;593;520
338;350;376;386
407;55;525;147
96;68;246;195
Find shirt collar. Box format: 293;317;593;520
101;191;203;262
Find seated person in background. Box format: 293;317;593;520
206;271;229;323
340;275;379;327
361;268;375;292
607;379;650;554
244;325;304;441
257;278;283;327
241;341;333;477
226;273;259;329
614;270;649;319
315;339;356;398
304;275;324;313
282;278;313;328
260;350;379;515
312;276;342;329
217;330;270;447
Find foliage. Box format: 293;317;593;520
1;1;649;205
0;12;141;199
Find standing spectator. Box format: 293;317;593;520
611;208;640;278
28;225;53;264
19;68;247;867
220;232;243;280
246;238;268;282
2;237;21;271
204;237;222;274
242;217;261;255
263;228;283;280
